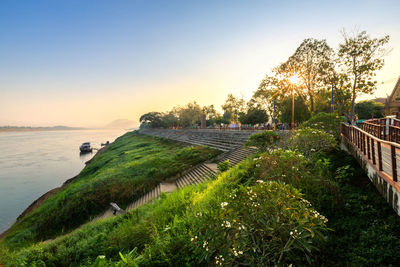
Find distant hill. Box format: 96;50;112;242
105;119;138;129
0;126;84;132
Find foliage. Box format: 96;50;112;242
290;127;337;158
221;94;246;124
252;149;341;213
316;152;400;266
202;104;222;126
191;181;328;266
338;30;390;119
355;100;384;119
284;38;335;112
0;148;336;266
279;97;311;124
139;112;165;128
1;132;220;249
300;112;346;139
238;107;268;125
245;130;281;151
217;160;230;172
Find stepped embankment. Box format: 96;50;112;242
140;128;263;151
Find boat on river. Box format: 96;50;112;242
79;142;93;153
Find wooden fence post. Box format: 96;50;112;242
391;145;398;182
378;142;383;171
371;138;376;165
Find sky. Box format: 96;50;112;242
1;0;400;127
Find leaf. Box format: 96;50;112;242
119;251;127;263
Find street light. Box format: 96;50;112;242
288;74;300;129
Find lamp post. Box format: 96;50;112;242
292;89;295;129
273;99;276;130
288;75;300;130
331;85;334;113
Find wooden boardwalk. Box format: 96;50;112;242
341;122;400;192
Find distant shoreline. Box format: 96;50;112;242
0;126;86;132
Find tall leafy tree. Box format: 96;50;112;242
202;105;221;126
221;94;246;123
286;38;335;113
338;30;389;120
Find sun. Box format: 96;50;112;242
288;74;301;86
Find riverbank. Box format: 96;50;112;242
0;131;220;249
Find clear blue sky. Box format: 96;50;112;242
1;0;399;126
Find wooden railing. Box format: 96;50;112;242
362;117;400;143
341;123;400;182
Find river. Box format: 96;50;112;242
0;129;129;233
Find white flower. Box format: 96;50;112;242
256;180;264;183
220;202;228;209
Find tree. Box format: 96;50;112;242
355;100;384;119
338;30;389;120
279;97;311;124
253;75;280;116
139;112;164;128
239;107;269;125
221;94;246;123
287;39;335;113
177;101;203;127
203;105;221;126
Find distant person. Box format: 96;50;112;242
110;202;123;215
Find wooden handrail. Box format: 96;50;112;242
343;123;400;149
341;122;400;183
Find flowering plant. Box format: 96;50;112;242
245;130;281;151
190;181;328;265
290;127;336;158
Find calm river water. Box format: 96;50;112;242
0;129;129;233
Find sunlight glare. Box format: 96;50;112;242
288;74;301;86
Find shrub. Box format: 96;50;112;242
300;112;346;139
217;160;230;172
290;128;336;158
252;150;341;213
245;130;281;151
191;181;328;265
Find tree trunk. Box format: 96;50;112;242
350;79;357;123
309;93;314;113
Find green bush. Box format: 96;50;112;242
245;130;281;151
290;127;337;158
252;149;341;213
217;160;230;172
191;181;328;266
300;112;345;139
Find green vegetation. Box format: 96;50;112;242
355;100;385;120
299;112;346;139
0;150;332;266
1;131;220;249
245;130;281;151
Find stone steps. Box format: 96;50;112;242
140;128;259;152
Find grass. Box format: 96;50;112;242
316;152;400;266
0;154;330;266
0;131;220;249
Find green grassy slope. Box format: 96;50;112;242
1;131;220;249
0;152;330;266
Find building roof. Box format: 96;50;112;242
388;76;400;103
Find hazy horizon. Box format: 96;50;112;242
1;0;400;127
